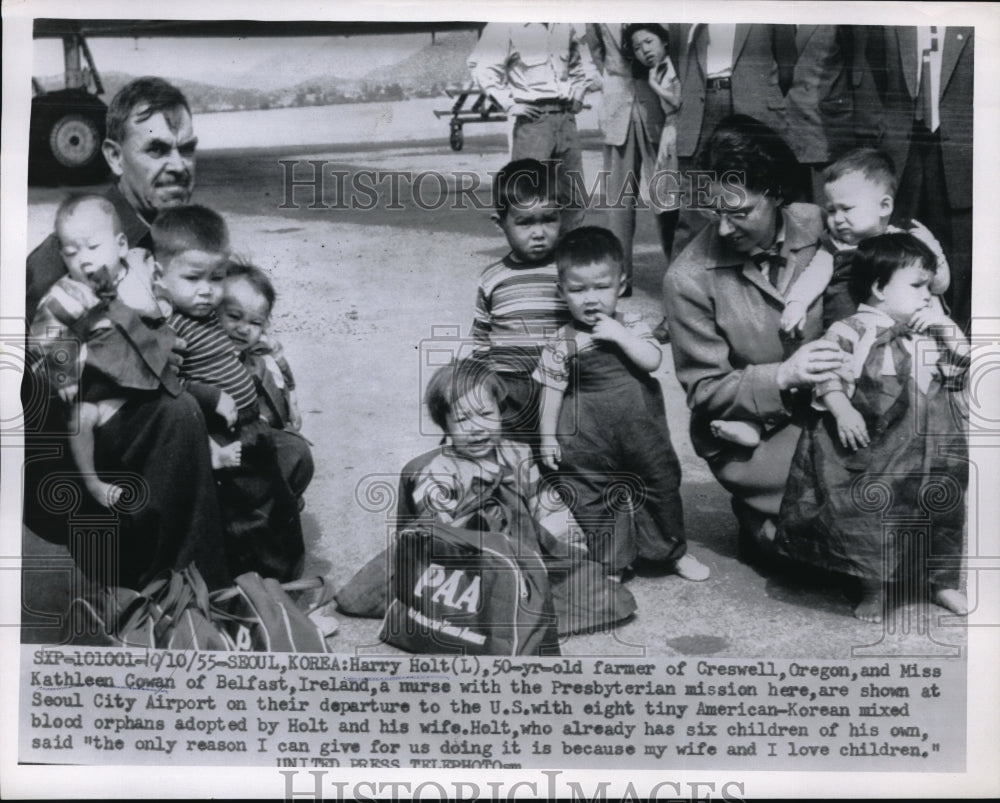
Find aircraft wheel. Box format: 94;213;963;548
29;92;109;186
449;122;464;152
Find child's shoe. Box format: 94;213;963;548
672;553;710;581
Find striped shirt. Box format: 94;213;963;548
471;255;571;374
169;312;259;415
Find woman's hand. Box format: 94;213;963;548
776;340;847;390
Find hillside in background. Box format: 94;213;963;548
35;30;479;112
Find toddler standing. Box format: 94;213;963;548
471;158;571;441
536;226;709;581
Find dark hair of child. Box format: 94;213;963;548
424;357;506;433
848;232;938;305
822;146;898;197
225;260;277;315
492;158;556;219
698;113;801;204
150;204;230;262
55;193;123;234
555;226;624;280
622;24;670;80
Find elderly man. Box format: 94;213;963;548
27;77;196;319
23;77;229;592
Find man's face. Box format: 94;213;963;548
103;104;197;220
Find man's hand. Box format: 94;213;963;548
509;103;543;120
168;335;188;370
215;391;238;429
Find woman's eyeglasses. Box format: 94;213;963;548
709;190;771;223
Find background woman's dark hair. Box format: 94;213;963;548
698;114;801;203
847;232;938;305
622;24;670;77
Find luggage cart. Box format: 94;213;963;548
434;86;507;151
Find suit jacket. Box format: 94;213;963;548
664;202;825;459
785;25;853;164
858;25;973;209
670;23;792;158
26;183;151;323
586;22;665;148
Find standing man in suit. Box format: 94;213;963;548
666;24;796;257
858;25;974;330
784;25;853;201
587;22;677;296
671;23;793;167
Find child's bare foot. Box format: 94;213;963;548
854;580;885;623
210;439;242;469
710;420;762;448
86;481;123;509
932;588;969;615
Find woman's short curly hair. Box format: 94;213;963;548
698;114;801;203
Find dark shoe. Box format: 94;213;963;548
653;318;670;343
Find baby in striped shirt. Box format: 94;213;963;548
155;205;305;581
152;205;261;466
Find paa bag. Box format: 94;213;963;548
380;520;560;656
